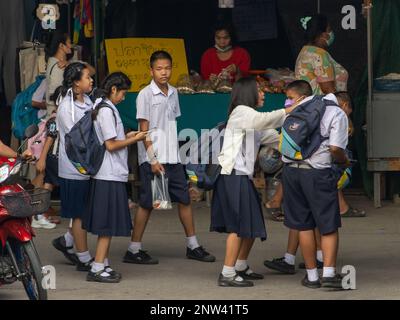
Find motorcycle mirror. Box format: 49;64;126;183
24;124;39;139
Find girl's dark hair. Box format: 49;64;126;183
51;62;88;105
304;14;329;45
45;31;70;61
214;23;236;46
228;77;259;116
92;72;132;120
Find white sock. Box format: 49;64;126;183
69;219;73;228
128;242;142;254
284;253;296;265
186;236;200;250
36;214;44;220
306;268;319;282
323;267;336;278
317;250;323;262
91;262;109;277
222;265;242;280
76;251;91;264
235;260;248;272
64;231;74;247
104;258;113;273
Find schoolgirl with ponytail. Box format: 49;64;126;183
53;62;95;272
82;72;147;283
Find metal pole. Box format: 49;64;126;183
364;0;373;157
317;0;320;13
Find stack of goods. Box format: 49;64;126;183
176;74;196;94
251;68;296;94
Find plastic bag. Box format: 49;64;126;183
151;173;172;210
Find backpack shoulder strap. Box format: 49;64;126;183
95;102;117;125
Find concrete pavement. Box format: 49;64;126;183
1;195;400;300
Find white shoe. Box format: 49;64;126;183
31;217;57;229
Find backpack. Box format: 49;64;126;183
27;119;48;161
185;122;226;190
278;96;338;161
11;75;45;140
65;101;116;176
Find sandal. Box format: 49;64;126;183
341;207;366;218
265;204;284;222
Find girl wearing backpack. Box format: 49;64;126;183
212;77;299;287
82;72;147;283
53;62;95;272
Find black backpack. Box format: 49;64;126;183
65;101;116;176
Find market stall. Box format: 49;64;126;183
116;92;287;133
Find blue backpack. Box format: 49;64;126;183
279;96;338;161
65;101;116;176
185;122;226;190
11;75;45;140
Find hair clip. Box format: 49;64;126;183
300;16;312;30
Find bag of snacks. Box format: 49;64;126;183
151;173;173;210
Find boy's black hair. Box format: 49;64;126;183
303;14;329;45
286;80;313;97
150;50;173;68
228;77;259;116
335;91;353;108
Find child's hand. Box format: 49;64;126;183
151;162;165;175
36;158;46;173
126;131;139;139
133;131;148;142
22;150;34;162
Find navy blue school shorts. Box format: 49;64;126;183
138;163;191;210
282;165;341;235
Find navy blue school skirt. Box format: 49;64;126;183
82;179;132;237
210;172;267;240
59;178;90;219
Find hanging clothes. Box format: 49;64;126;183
73;0;94;44
0;0;26;105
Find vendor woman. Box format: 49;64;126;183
201;24;250;83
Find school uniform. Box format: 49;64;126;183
56;93;93;219
136;80;190;209
282;94;349;235
211;105;286;239
82;99;132;237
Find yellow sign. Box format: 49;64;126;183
105;38;189;92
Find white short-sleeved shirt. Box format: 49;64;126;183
32;78;47;119
56;94;93;180
93;99;128;182
282;94;349;169
136;80;181;165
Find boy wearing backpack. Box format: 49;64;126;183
280;81;350;289
123;51;216;264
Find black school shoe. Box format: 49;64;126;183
218;273;254;287
76;258;94;272
123;250;159;265
321;274;344;289
186;246;216;262
236;266;264;280
87;270;120;283
52;236;80;265
301;275;321;289
105;267;122;280
264;257;296;274
298;259;324;270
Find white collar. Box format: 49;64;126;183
150;80;173;97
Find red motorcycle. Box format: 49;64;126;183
0;124;50;300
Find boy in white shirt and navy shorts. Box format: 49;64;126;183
282;93;350;289
123;51;216;264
